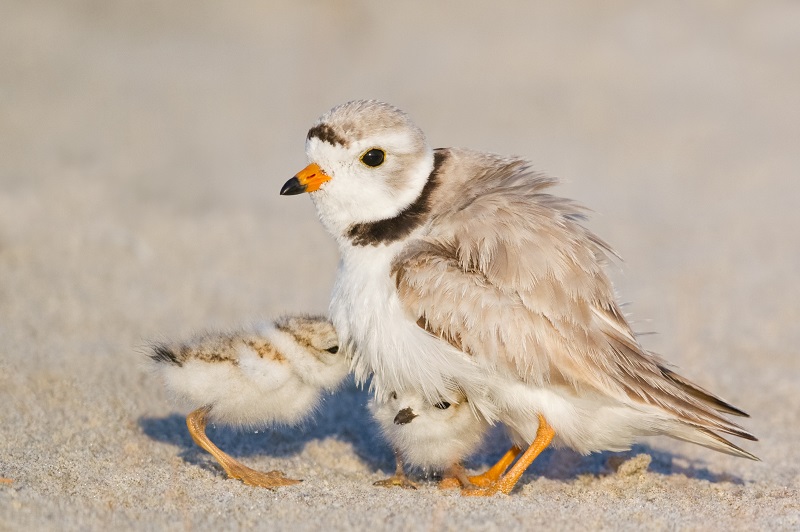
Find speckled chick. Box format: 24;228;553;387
370;389;490;489
150;315;347;488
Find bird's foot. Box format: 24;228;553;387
0;478;13;485
467;473;496;488
439;463;476;490
462;414;555;497
222;462;301;489
461;480;506;497
468;445;522;487
185;407;301;490
437;476;462;490
373;473;419;490
461;469;509;496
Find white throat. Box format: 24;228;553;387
309;147;434;245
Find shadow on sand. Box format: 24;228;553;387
139;377;396;473
466;426;745;485
140;376;745;486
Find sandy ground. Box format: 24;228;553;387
1;1;799;530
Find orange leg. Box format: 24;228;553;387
468;445;522;487
463;414;554;496
438;463;473;490
186;406;301;489
0;478;13;485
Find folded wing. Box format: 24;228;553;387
391;149;756;458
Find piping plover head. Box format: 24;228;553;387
370;389;490;489
281;100;757;496
281;100;433;242
149;314;346;488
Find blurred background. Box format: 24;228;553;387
3;0;797;381
1;1;798;528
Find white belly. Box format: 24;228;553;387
491;373;663;454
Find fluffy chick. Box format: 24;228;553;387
370;389;490;489
150;315;347;488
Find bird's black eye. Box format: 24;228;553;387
434;401;451;410
360;148;385;167
390;391;397;400
325;346;339;354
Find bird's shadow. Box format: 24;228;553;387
465;426;746;485
140;377;744;485
139;377;395;473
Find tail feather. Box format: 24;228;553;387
615;360;758;443
668;423;760;461
657;387;758;443
660;366;749;418
713;422;758;442
150;344;182;367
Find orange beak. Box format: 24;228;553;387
280;163;332;195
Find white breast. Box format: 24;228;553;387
331;243;497;419
330;244;658;452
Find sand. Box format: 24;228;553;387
1;1;798;530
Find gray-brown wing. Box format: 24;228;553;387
392;150;754;445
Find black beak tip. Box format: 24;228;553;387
393;407;418;425
280;176;306;196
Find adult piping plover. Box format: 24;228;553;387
280;100;758;496
370;390;490;490
149;315;347;488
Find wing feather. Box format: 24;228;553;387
392;149;755;451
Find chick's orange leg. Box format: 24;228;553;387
186;406;301;489
468;446;522;487
374;452;419;489
463;414;554;496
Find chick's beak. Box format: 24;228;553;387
280;163;331;195
394;407;418;425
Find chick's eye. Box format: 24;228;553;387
325;346;339;354
434;401;451;410
390;392;397;400
360;148;385;167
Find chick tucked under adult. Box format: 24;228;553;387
281;100;757;496
370;389;491;490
